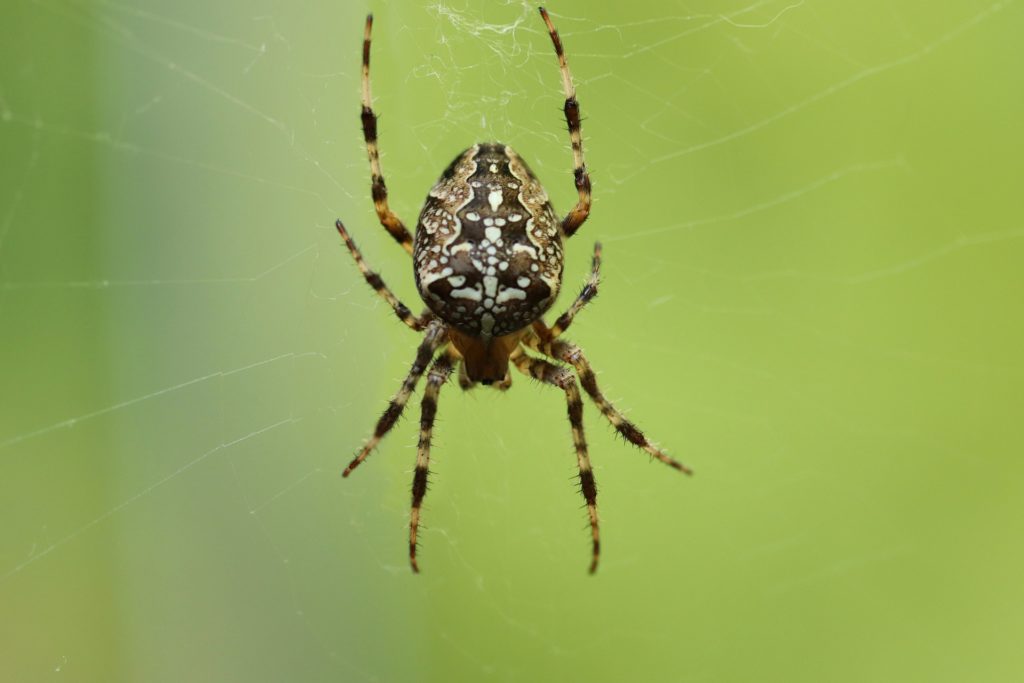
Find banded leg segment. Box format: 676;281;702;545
343;323;447;477
539;7;592;238
336;220;428;331
514;353;600;573
410;350;456;572
541;241;602;341
360;14;414;255
547;339;692;475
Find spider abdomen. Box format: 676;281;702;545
414;143;563;339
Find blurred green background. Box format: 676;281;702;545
2;0;1022;680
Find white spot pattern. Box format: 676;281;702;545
414;144;563;338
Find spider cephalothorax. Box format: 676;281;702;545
335;8;691;574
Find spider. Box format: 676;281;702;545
335;7;691;574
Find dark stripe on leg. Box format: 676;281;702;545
335;220;426;331
539;8;591;238
342;324;446;477
548;242;601;339
578;468;600;573
409;351;455;573
513;352;601;573
409;465;429;567
548;339;692;475
359;14;414;254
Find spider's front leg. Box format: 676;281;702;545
409;349;457;572
513;352;600;573
342;322;446;477
544;339;692;475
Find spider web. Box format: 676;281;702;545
2;0;1023;680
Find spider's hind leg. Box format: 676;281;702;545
359;14;415;255
539;7;591;238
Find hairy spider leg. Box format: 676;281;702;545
539;7;591;238
542;241;601;340
336;220;429;331
342;323;447;477
360;14;415;255
542;338;693;475
513;352;600;573
409;350;457;572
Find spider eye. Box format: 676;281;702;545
480;379;495;386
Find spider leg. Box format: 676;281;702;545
410;349;457;573
513;351;600;573
536;241;601;341
540;338;693;475
342;323;447;477
359;14;414;255
539;7;591;238
335;220;429;331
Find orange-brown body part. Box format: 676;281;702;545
447;328;526;384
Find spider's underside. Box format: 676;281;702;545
335;7;691;574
